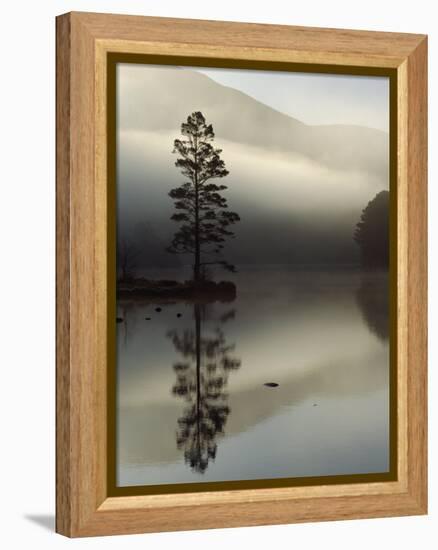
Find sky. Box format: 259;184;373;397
197;68;389;132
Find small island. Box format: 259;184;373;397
117;277;236;301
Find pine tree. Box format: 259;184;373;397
168;111;240;282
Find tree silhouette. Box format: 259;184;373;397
353;190;389;267
168;111;240;282
117;236;139;281
168;304;241;473
356;276;389;341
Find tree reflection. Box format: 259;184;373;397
117;301;136;348
355;274;389;341
167;304;241;473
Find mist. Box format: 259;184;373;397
116;64;389;269
117;128;386;267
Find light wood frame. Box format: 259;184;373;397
56;11;427;537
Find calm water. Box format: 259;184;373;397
116;267;389;487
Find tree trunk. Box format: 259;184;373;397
193;136;201;282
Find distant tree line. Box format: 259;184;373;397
354;190;389;268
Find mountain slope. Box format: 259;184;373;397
119;64;389;178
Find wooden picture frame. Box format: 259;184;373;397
56;11;427;537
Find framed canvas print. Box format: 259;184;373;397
56;12;427;537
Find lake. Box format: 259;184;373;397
116;266;390;487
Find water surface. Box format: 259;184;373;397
116;267;389;486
